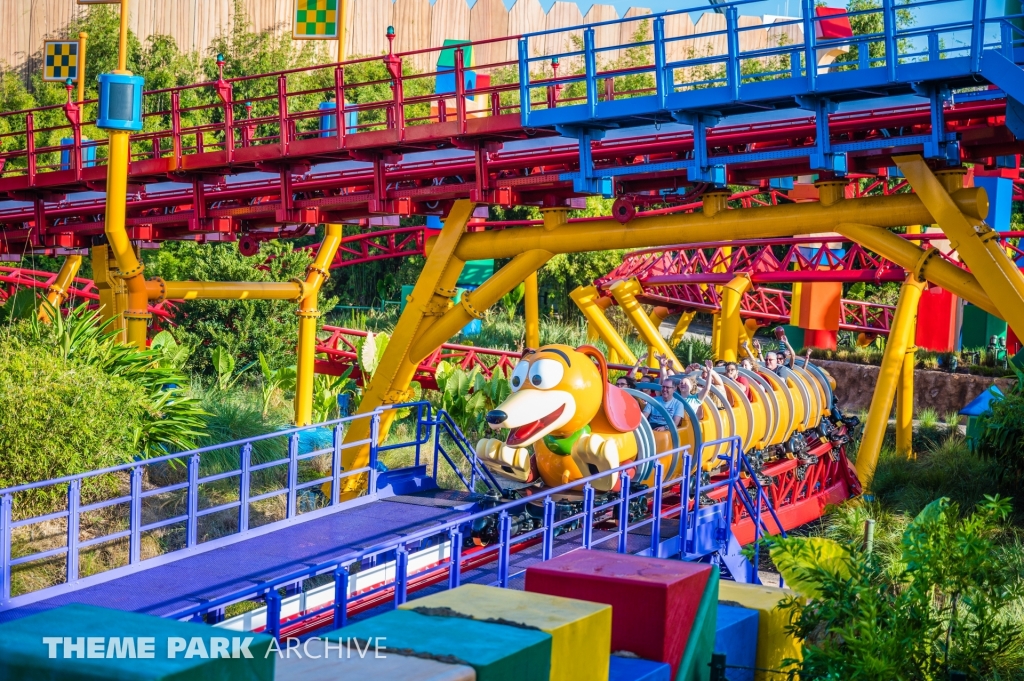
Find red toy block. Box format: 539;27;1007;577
815;7;853;39
916;285;958;352
525;551;712;679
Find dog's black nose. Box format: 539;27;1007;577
485;410;507;425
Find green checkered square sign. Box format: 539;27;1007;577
43;41;79;82
293;0;339;39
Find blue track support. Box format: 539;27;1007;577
518;38;531;127
66;480;80;582
675;113;725;185
653;17;667;109
980;48;1024;138
332;566;349;629
448;527;463;589
726;6;741;101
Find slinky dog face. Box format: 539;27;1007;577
485;345;602;447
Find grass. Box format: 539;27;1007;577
809;344;1015;378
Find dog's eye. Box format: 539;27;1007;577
510;360;531;392
529;359;563;390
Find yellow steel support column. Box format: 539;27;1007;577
669;310;696;345
857;275;926;486
894;154;1024;336
340;201;475;490
711;312;723;359
92;244;127;340
609;278;681;371
410;250;554;360
648;306;670;367
40;255;83;322
742;318;760;350
835;222;998;317
570;285;636;365
524;270;540;348
294;224;343;426
148;280;306;301
896;342;916;457
719;274;752;362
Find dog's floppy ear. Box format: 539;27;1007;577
577;345;642;433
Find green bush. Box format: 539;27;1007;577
972;369;1024;486
0;343;147;512
773;496;1024;680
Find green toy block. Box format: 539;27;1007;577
0;603;275;681
276;639;476;680
675;569;719;681
438;39;474;69
457;259;495;288
324;609;551;681
779;325;804;351
961;304;1006;350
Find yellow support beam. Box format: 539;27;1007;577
857;274;926;486
648;306;670;367
896;343;916;458
609;278;681;371
434;189;987;262
40;255;82;322
92;244;127;340
720;274;752;362
894;154;1024;337
524;271;540;348
147;280;306;301
669;310;696;345
570;285;636;365
834;222;999;318
339;201;475;490
294;224;344;426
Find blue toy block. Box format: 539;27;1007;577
436;68;478;98
318;101;359;137
974;175;1014;231
713;604;759;681
609;656;672;681
60;137;96;170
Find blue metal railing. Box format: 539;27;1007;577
0;402;487;611
169;435;787;640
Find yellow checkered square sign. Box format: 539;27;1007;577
293;0;339;39
43;41;79;82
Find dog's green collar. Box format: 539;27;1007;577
542;425;590;456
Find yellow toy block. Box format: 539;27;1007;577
718;581;802;681
400;584;611;681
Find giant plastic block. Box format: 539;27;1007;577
961;304;1006;349
916;285;958;352
323;609;551;681
675;567;718;681
275;638;476;680
0;603;275;680
608;656;671;681
718;582;802;681
524;550;712;679
713;605;759;681
400;583;611;681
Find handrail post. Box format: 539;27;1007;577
369;413;380;496
617;473;631;553
266;588;282;640
130;466;142;564
394;545;409;605
26;114;36;185
1;494;11;605
497;511;511;587
542;497;556;561
882;0;897;82
802;0;818;89
332;565;349;629
448;526;463;589
332;423;343;505
187;454;199;548
518;38;531;126
584;28;598;119
67;479;81;582
726;6;741;100
334;66;347;147
171;90;182;166
455;47;467;135
679;452;692;555
650;461;664;557
653;16;667;108
287;433;299;517
277;74;290;153
239;443;252;532
582;484;595;549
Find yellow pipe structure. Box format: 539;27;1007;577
896;342;916;458
39;255;83;322
118;0;129;71
719;274;752;362
894;154;1024;337
103;131;150;349
524;271;540;348
146;279;306;302
669;310;696;345
77;33;87;104
711;311;723;360
648;306;670;367
295;224;344;426
856;274;926;486
570;285;637;365
609;278;681;371
338;201;475;493
433;189;987;262
834;222;999;318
